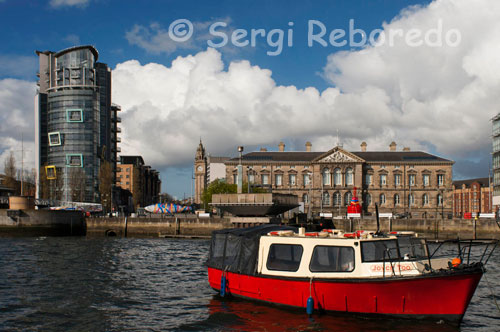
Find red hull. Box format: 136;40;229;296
208;267;482;322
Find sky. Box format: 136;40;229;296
0;0;499;199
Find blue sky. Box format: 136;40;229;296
0;0;498;199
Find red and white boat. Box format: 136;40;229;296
206;224;497;325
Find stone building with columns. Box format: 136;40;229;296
195;141;454;217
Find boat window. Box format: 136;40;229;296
397;237;428;260
310;246;355;272
361;240;399;262
266;244;303;272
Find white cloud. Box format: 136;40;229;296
113;0;499;180
63;34;81;45
50;0;89;8
323;0;500;158
0;79;37;174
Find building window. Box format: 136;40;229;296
66;109;83;122
276;165;281;169
380;174;387;186
45;165;57;180
423;174;430;186
303;173;311;186
66;154;83;167
303;193;309;204
344;192;352;206
48;132;61;146
233;174;238;184
423;194;429;205
333;168;342;185
322;192;330;205
409;174;416;186
304;166;309;169
365;174;372;185
248;173;255;184
345;168;353;186
437;194;443;206
126;175;129;179
394;174;401;186
322;168;331;186
289;174;297;186
275;174;283;186
333;192;341;206
438;174;444;186
126;168;130;172
262;165;267;169
262;174;269;185
380;194;386;205
408;194;415;206
394;194;400;205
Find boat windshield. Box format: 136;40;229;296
397;236;428;260
361;240;399;262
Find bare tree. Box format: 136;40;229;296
99;160;113;212
3;151;19;195
69;168;86;202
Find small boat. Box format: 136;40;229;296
206;224;497;325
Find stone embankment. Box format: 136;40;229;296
85;215;500;239
0;209;85;236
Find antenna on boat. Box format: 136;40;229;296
375;203;381;235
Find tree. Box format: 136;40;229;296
69;168;86;202
98;160;113;211
201;179;267;210
3;151;19;195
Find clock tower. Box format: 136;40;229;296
194;140;207;204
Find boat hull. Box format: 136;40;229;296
207;267;482;324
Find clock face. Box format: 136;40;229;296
197;165;203;171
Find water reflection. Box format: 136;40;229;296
177;296;461;332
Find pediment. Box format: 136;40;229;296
313;147;365;163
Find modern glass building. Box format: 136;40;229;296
492;113;500;209
35;45;120;202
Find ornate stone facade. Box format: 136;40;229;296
217;142;454;217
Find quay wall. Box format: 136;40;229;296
85;215;233;238
335;217;500;239
86;215;500;239
0;209;85;236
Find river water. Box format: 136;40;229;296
0;237;498;331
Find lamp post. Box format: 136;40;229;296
237;146;243;194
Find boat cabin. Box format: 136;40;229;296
207;225;443;280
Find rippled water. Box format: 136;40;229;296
0;238;498;331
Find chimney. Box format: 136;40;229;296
403;147;410;151
360;141;367;152
260;147;267;152
305;141;312;152
389;141;397;151
278;142;285;152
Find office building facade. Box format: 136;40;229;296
35;45;120;202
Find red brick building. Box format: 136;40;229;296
452;178;492;217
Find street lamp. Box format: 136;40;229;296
237;146;244;194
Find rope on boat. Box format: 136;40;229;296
482;266;500;314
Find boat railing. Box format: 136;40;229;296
428;238;498;268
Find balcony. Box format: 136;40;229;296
116;137;121;143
